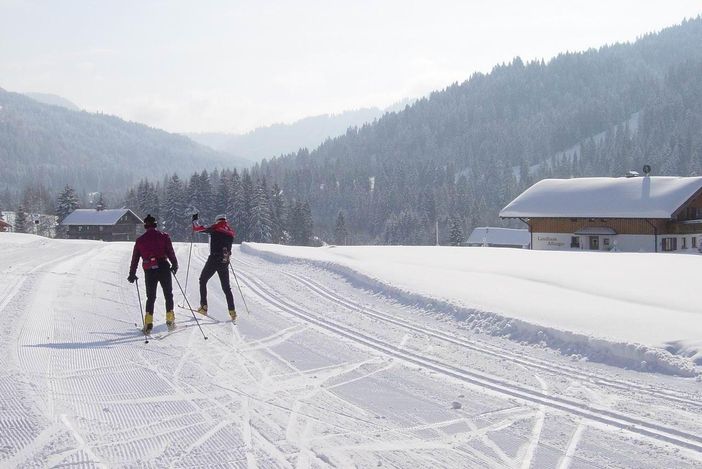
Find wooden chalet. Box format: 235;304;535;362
62;208;143;241
499;175;702;252
0;219;11;232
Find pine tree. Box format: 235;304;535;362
163;174;186;240
124;188;138;213
334;212;348;245
198;170;214;222
270;183;287;244
15;206;29;233
250;178;274;243
227;170;242;241
288;201;304;246
56;185;80;223
135;180;160;220
95;192;107;210
237;172;255;242
187;172;202;218
448;216;465;246
301;201;314;246
216;171;232;219
55;185;80;238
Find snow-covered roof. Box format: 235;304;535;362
466;227;530;246
61;209;141;226
500;176;702;219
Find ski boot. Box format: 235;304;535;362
197;304;208;316
166;311;176;331
229;309;237;322
143;313;153;334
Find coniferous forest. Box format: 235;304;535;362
4;17;702;246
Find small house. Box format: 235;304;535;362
466;227;530;248
0;219;11;232
62;208;143;241
499;175;702;252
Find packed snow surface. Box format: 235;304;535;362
1;233;701;468
246;243;702;371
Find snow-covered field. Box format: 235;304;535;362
1;233;701;468
246;243;702;376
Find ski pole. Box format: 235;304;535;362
172;271;208;340
135;279;148;343
183;229;194;296
183;212;198;301
228;261;251;315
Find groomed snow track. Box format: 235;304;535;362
233;260;702;454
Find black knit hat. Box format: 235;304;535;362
144;214;157;227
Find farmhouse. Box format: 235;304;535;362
499;175;702;252
62;208;142;242
466;227;530;248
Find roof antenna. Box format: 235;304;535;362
643;164;651;176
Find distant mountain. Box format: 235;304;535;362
0;88;248;199
187;101;416;162
247;16;702;244
24;92;81;111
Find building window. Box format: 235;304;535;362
603;238;610;248
682;237;687;249
693;236;697;248
570;236;580;248
662;237;677;252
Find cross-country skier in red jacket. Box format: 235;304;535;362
193;214;237;321
128;214;179;333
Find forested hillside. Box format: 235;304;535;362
12;18;702;248
0;89;245;200
245;17;702;244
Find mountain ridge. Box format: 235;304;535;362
186;98;416;162
0;88;248;200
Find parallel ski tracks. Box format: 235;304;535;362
232;262;702;455
283;270;702;409
233;254;701;408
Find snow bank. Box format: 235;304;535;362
242;243;702;376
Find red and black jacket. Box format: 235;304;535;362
129;228;178;275
194;220;235;260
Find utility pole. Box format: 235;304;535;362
435;220;439;246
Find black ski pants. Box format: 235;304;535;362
199;255;235;310
144;264;174;314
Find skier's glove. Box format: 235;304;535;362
127;274;138;283
170;265;178;274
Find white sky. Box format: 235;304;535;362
1;1;700;134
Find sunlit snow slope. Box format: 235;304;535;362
1;233;701;468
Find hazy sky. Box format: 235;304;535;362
1;1;700;134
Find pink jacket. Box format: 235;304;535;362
129;228;178;274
